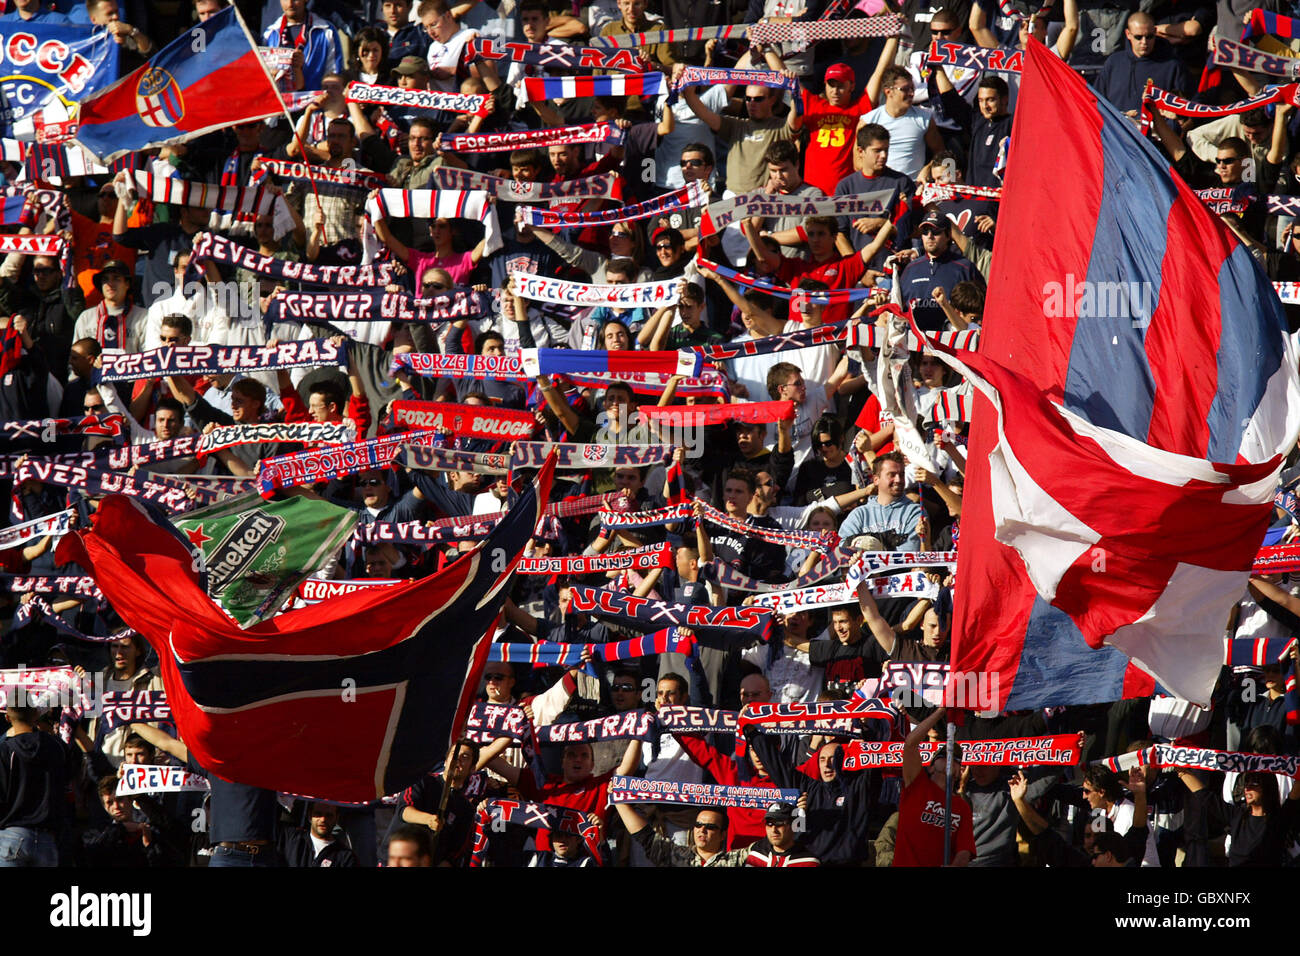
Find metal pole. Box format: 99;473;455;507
942;718;956;865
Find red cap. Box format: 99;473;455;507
825;63;855;86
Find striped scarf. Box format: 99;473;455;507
512;272;681;307
519;72;666;103
132;171;275;216
588;23;744;49
365;188;503;254
748;14;904;45
0;235;65;256
518;181;704;229
1228;635;1298;668
486;630;694;666
441;122;624;154
709;542;857;593
926;384;973;424
343;81;492;115
1143;81;1298;120
843;735;1082;771
697;499;835;550
431;166;617;203
1253;543;1300;573
695;256;880;304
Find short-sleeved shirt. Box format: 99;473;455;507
716;115;796;195
893;771;976;866
800;89;874;194
859;105;933;179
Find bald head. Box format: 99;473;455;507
1126;13;1157;57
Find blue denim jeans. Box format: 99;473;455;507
208;844;281;867
0;827;59;867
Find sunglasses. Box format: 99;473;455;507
744;94;769;102
611;682;637;692
654;242;676;252
33;266;58;275
484;672;511;681
1215;157;1241;165
693;822;722;832
815;438;838;448
680;158;709;167
359;477;385;487
84;404;105;412
921;227;946;236
422;281;447;290
931;27;956;36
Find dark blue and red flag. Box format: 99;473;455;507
57;456;556;803
943;39;1300;710
71;6;283;164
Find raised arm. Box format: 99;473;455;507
1054;0;1079;60
127;722;188;763
968;3;997;48
865;36;900;104
902;706;946;788
856;579;899;657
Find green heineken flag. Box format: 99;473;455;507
172;493;357;628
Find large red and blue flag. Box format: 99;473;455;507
56;456;556;803
70;6;283;164
943;39;1300;710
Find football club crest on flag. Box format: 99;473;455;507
135;67;184;128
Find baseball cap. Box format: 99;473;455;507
395;56;430;76
765;802;796;824
92;259;130;286
825;63;855;86
919;210;946;231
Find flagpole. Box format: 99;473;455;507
230;5;327;234
942;717;955;866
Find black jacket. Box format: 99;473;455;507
745;729;881;866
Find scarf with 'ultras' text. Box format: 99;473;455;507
95;339;345;383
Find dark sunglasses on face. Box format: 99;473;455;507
359;477;385;487
33;266;58;275
423;281;446;290
655;242;675;251
745;94;768;102
921;227;945;236
680;158;708;167
693;821;722;832
485;672;510;681
612;683;637;692
84;404;104;412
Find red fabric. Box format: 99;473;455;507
347;393;372;436
854;393;895;454
892;772;976;867
280;387;310;423
775;252;867;323
516;770;614;851
674;733;774;848
800;88;874;194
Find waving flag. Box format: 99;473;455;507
70;7;283;163
947;39;1300;710
0;23;119;139
56;456;555;803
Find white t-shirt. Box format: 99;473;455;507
859;105;933;179
427;27;476;92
